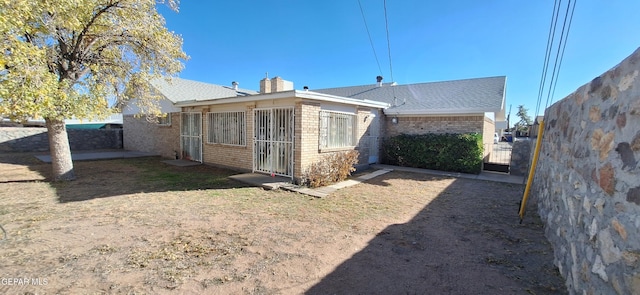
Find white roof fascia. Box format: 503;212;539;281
297;90;390;108
495;77;507;121
384;108;501;116
175;90;390;109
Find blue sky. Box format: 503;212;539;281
158;1;640;118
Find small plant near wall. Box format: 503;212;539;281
303;151;359;188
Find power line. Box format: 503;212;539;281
534;0;577;116
357;0;383;76
548;0;576;107
383;0;394;83
535;0;561;117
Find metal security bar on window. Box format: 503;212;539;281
207;111;246;146
319;111;356;149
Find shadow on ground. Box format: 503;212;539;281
0;152;249;203
306;173;566;295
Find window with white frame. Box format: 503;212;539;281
156;113;171;126
207;111;246;146
319;111;356;149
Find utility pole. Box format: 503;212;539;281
506;104;512;131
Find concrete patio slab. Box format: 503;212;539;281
228;173;292;190
372;164;525;184
229;169;394;198
356;169;393;181
281;168;393;198
35;151;158;163
162;159;202;167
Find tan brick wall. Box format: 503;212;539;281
123;113;180;158
294;101;321;180
482;116;496;158
201;105;254;172
126;100;382;180
354;108;381;165
384;115;485;137
294;103;380;182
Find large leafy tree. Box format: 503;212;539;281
515;104;532;132
0;0;186;180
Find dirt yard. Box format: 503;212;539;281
0;153;566;294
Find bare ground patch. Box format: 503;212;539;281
0;153;566;294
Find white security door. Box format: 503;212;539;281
180;112;202;162
253;108;294;178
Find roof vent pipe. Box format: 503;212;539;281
376;76;383;87
232;81;238;90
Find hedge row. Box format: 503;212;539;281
381;133;483;174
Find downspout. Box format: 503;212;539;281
519;120;544;222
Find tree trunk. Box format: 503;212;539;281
45;118;76;181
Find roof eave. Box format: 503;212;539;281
495;76;507;121
384;107;502;116
297;90;390;108
175;90;390;109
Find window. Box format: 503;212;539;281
207;111;246;146
157;113;171;126
319;111;356;149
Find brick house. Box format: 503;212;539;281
122;77;258;160
123;75;506;183
123;76;389;182
312;75;507;149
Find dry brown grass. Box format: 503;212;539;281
0;153;566;294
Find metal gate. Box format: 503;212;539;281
181;112;202;162
483;142;511;173
253;108;294;178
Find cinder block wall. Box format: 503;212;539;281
1;127;122;152
532;47;640;294
123;113;179;158
384;115;484;137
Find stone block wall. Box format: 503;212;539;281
0;127;122;152
510;140;533;176
532;47;640;294
123;113;179;158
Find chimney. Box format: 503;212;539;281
270;76;294;93
376;75;383;87
260;74;271;94
232;81;238;90
271;76;283;93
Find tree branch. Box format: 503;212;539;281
72;1;122;57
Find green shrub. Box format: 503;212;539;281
303;150;359;188
382;133;483;174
